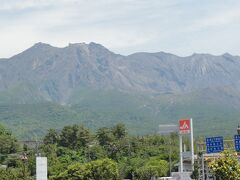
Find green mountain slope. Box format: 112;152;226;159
0;83;45;104
1;89;239;139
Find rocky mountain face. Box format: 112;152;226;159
0;42;240;104
1;42;240;138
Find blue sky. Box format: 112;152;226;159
1;0;240;57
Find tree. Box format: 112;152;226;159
0;168;18;180
0;123;182;179
135;166;159;180
87;158;119;179
59;125;92;150
208;150;240;180
51;162;87;180
43;129;59;145
191;163;199;180
52;158;119;180
112;123;127;140
0;124;10;136
59;125;78;149
76;125;92;148
135;158;168;179
0;124;18;155
86;145;107;161
118;157;146;179
97;127;114;146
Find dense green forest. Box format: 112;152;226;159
0;123;180;179
1;86;240;140
1;94;239;140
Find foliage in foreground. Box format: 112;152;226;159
208;150;240;180
52;158;119;180
0;123;179;179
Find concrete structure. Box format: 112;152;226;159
36;157;47;180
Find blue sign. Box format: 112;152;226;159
234;135;240;151
206;136;224;154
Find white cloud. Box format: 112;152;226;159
0;0;80;11
0;0;52;11
187;6;240;32
0;0;240;57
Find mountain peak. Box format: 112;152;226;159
68;42;88;47
68;42;107;49
89;42;105;48
32;42;52;48
191;53;212;57
67;42;113;56
222;53;233;57
68;42;106;49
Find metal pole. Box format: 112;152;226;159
169;137;172;175
179;134;183;172
190;118;194;171
202;154;205;180
206;161;210;180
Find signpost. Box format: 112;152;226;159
178;119;194;172
206;136;224;154
158;124;178;135
234;135;240;152
179;119;191;134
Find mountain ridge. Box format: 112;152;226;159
3;42;239;59
1;42;240;102
1;42;240;138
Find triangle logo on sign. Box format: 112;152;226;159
182;122;189;129
179;119;190;134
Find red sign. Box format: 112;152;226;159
179;119;191;134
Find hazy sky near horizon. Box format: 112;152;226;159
1;0;240;58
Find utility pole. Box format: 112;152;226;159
201;154;205;180
169;136;172;175
179;134;183;172
190;118;194;171
178;119;194;173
